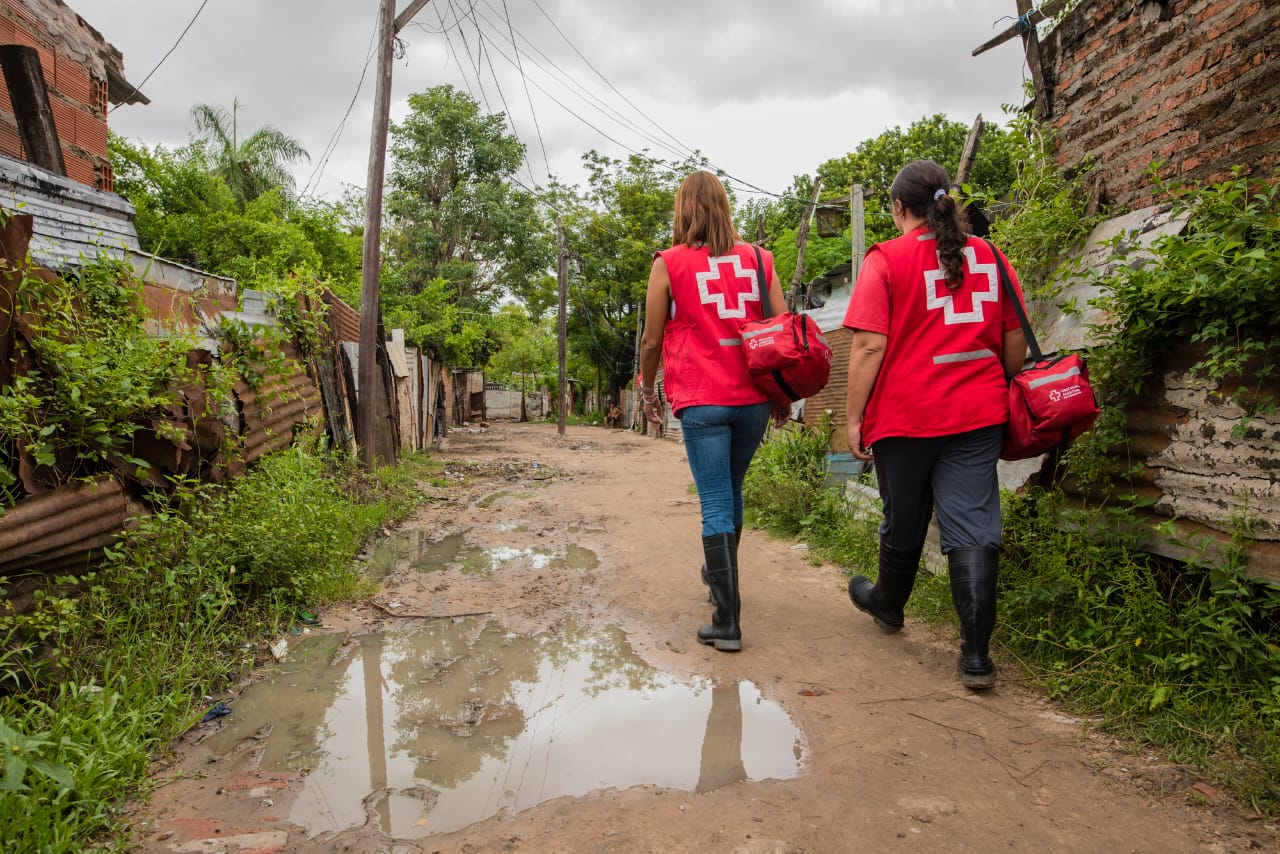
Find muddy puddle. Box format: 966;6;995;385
205;618;803;839
364;532;598;581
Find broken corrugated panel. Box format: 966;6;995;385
323;289;361;343
235;345;323;465
0;475;142;580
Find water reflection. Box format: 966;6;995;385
205;619;802;839
363;532;598;580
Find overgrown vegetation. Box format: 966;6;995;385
743;423;1280;812
0;255;227;501
0;446;429;850
1073;168;1280;487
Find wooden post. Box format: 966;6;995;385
790;177;822;311
1016;0;1053;120
556;216;567;436
0;47;66;176
851;184;865;281
357;0;397;468
955;115;985;187
756;214;765;244
357;0;433;468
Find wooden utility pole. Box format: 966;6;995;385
1015;0;1052;119
556;216;567;436
789;177;822;311
850;184;865;280
756;214;765;245
357;0;432;468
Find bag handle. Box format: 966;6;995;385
982;238;1043;362
752;244;774;318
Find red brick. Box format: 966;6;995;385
95;161;114;193
0;120;24;160
48;97;74;144
53;54;92;109
1157;132;1201;159
1098;53;1137;85
1141;118;1181;145
11;26;55;85
0;15;15;41
1208;1;1262;40
61;147;94;186
1195;0;1239;24
74;108;107;157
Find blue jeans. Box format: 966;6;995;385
679;403;772;537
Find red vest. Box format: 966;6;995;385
656;243;772;413
852;230;1020;444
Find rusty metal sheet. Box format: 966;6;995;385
0;476;142;579
323;289;361;343
235;350;323;465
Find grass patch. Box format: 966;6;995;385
0;443;428;851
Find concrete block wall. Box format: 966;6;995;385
1043;0;1280;211
0;0;113;191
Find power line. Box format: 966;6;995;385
501;0;551;179
111;0;210;112
299;16;382;200
527;0;696;157
465;3;538;188
468;1;691;162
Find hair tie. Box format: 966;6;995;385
933;188;947;201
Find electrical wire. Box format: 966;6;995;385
464;3;538;187
299;16;382;200
110;0;210;112
501;0;551;179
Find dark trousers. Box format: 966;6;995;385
871;424;1003;554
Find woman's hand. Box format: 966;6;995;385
642;393;663;424
848;419;873;461
771;400;791;428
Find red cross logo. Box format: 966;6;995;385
696;254;760;319
924;246;998;325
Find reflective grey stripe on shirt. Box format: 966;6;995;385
742;323;784;339
1027;365;1081;389
720;338;742;346
932;348;996;365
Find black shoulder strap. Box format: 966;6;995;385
752;244;773;318
983;238;1042;361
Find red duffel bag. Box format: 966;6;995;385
1003;353;1099;460
740;246;833;405
985;239;1099;460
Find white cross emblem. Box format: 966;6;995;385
696;254;760;319
924;246;998;325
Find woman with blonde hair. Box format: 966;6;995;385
639;170;788;652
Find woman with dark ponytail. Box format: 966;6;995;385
842;159;1028;690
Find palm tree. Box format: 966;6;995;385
190;98;309;207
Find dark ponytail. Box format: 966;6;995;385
889;160;972;290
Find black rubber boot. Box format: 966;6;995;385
702;525;740;603
948;547;998;690
847;542;923;633
697;532;741;652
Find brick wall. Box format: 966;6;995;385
1043;0;1280;210
0;0;113;191
803;326;852;452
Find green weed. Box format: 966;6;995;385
0;443;425;850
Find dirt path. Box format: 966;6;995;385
135;422;1276;853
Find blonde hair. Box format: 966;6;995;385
672;170;741;256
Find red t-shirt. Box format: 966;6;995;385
842;228;1025;444
656;243;773;413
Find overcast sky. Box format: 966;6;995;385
69;0;1032;205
